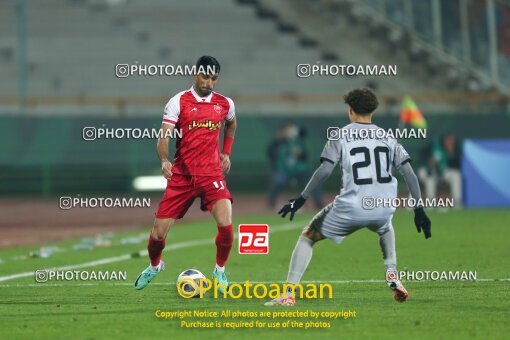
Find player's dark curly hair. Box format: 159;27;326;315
196;55;220;74
343;88;378;115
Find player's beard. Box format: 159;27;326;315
199;86;212;97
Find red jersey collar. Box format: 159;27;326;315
190;86;213;103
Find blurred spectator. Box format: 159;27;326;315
266;124;286;172
267;123;323;209
418;134;463;206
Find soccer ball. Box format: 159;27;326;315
176;269;209;298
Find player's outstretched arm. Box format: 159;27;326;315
221;117;237;174
278;160;335;220
398;162;432;239
158;123;175;179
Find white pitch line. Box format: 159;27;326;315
3;222;508;286
0;222;300;283
0;278;508;288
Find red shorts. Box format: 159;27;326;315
155;174;233;219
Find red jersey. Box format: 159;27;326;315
162;86;235;176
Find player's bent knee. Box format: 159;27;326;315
211;199;232;227
214;212;232;227
151;231;166;241
301;227;325;242
150;228;166;241
151;218;174;240
217;218;232;227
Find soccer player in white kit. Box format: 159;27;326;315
266;88;431;306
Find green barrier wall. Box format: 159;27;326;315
0;114;509;196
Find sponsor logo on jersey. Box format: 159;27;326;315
188;120;221;131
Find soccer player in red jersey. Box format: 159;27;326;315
134;56;237;292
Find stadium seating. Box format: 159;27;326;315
0;0;462;115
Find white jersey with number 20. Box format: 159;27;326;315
320;122;410;220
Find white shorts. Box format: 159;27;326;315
308;201;394;244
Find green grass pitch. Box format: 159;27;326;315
0;209;508;339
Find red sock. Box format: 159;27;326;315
215;224;233;267
148;234;165;267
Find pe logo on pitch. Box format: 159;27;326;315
238;224;269;254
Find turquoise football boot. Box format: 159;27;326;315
212;268;229;295
134;261;165;290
